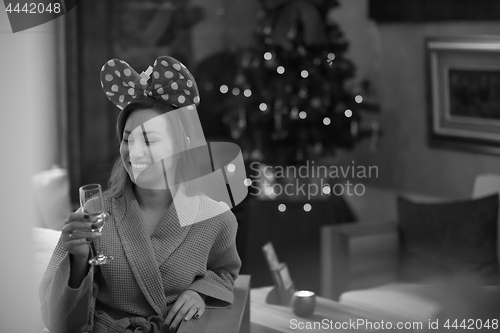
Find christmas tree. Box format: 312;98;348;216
195;0;379;166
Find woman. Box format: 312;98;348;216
39;56;242;333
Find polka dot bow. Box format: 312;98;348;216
100;56;200;110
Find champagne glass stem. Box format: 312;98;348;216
94;235;102;257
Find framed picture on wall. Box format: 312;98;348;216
426;36;500;155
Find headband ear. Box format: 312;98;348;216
100;59;143;110
100;56;200;111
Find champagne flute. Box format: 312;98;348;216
79;184;114;265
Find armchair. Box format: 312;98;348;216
320;174;500;322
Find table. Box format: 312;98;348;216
250;287;418;333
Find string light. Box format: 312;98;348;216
323;117;331;125
243;178;252;186
220;85;228;94
344;109;352;117
303;203;312;212
232;87;240;96
264;52;272;61
327;52;335;61
277;66;285;74
259;103;268;112
301;70;309;78
278;204;286;212
227;164;236;172
243;89;252;97
299;111;307;119
322;185;331;194
355;95;363;103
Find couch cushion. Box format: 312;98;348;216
342;185;448;224
397;194;500;285
340;280;500;323
340;283;442;322
31;167;72;230
32;227;61;332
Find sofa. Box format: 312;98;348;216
320;175;500;322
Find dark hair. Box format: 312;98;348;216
104;97;197;198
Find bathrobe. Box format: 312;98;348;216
39;185;241;333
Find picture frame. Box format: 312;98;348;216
268;263;295;305
262;242;280;270
370;0;500;22
426;36;500;155
262;242;295;305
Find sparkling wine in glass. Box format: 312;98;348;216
79;184;114;265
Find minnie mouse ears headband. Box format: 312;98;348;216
100;56;200;110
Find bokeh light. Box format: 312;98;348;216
265;187;274;196
220;85;228;94
322;185;331;194
278;204;286;212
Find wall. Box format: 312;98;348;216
191;0;260;63
331;0;500;197
0;9;59;331
190;0;500;198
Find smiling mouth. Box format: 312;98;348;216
130;163;150;170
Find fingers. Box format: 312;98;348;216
164;300;181;328
65;212;89;224
62;222;100;239
165;292;205;332
62;211;110;236
65;237;93;247
61;212;106;257
183;305;200;321
193;305;204;319
168;302;194;332
63;229;101;242
65;211;110;225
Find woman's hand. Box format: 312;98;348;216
61;212;104;260
164;290;206;332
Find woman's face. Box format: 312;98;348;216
120;108;178;189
